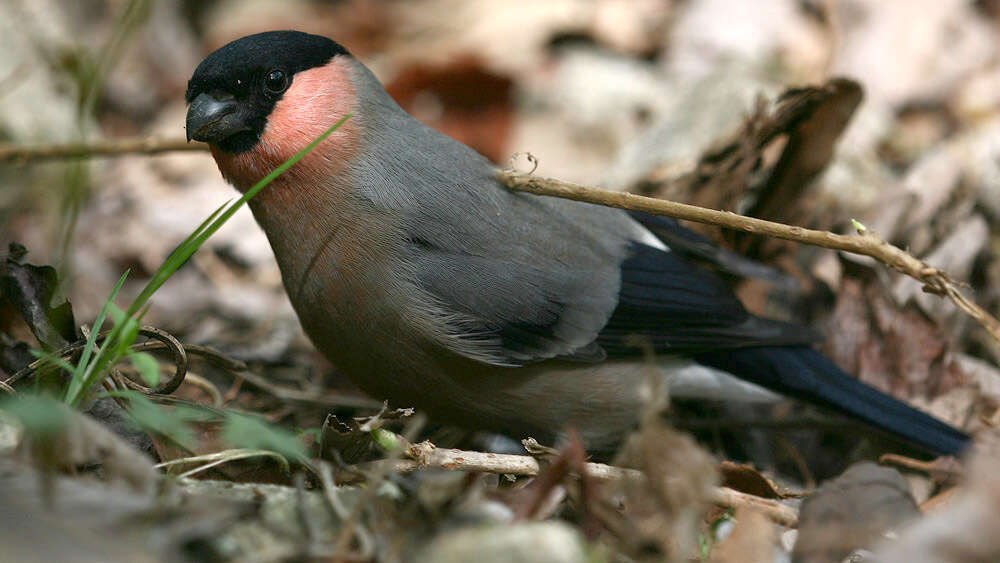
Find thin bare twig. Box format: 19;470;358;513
226;364;382;409
879;453;963;481
160;448;290;478
350;442;799;527
175;371;224;407
497;170;1000;347
0;137;206;163
151;343;379;408
8;325;189;394
7;327;379;409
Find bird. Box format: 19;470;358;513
185;30;969;456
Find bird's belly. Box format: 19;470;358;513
292;293;647;449
288;269;778;451
293;278;778;452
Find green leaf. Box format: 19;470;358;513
171;403;219;424
371;427;403;452
221;413;307;461
126;351;160;387
101;390;198;449
1;394;69;438
108;303;124;325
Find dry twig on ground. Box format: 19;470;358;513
347;442;799;527
0;138;207;163
497;170;1000;347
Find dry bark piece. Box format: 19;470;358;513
414;521;587;563
609;406;720;560
0;243;77;351
874;431;1000;561
0;458;235;563
740;79;863;254
319;413;383;465
319;404;415;465
719;460;800;500
825;276;968;410
640;78;861;257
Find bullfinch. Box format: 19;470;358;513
185;30;968;455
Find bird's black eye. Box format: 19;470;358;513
265;69;287;93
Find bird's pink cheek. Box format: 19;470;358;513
259;59;360;168
211;57;360;192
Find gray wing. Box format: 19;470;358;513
352;96;633;366
399;193;633;366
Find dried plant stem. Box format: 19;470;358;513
160;448;290;478
8;138;992;348
351;442;799;527
0;137;207;163
708;487;797;527
498;170;1000;347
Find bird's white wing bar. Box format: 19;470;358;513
658;358;781;402
628;219;670;252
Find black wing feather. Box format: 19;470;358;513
627;211;799;290
597;242;815;356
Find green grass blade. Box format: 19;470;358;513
99;389;197;449
125;113;350;317
127;350;160;386
188;198;233;241
64;270;129;403
222;412;307;460
68;302;135;406
65;116;350;407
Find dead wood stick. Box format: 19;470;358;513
7;137;991;350
350;442;799;527
0;137;207;162
497;170;1000;347
707;487;797;527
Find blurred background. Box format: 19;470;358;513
3;0;1000;481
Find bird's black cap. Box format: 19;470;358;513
186;31;349;103
186;31;349;153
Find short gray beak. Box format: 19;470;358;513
185;92;250;143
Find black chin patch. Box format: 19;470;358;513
216;130;263;155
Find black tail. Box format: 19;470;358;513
694;346;969;456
